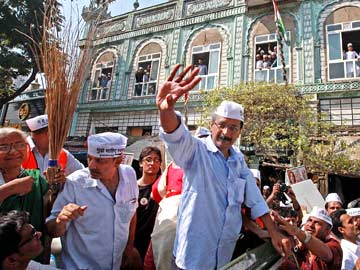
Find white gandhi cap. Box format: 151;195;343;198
88;132;127;158
346;208;360;217
325;193;343;204
308;206;333;227
26;114;48;131
214;101;244;122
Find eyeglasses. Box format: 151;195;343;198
18;225;38;248
0;142;27;153
143;157;161;164
214;122;241;132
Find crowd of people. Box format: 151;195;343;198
97;73;112;89
1;64;360;270
135;65;155;96
255;46;278;70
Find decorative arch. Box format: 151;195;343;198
246;13;298;83
182;24;230;63
246;12;299;51
91;47;119;69
181;24;230;89
318;1;360;82
128;38;167;98
128;36;167;70
317;0;360;34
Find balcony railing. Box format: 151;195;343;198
134;81;157;97
192;74;218;91
328;59;360;81
254;67;289;83
89;87;110;101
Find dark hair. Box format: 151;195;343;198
0;211;29;266
139;146;162;163
330;209;347;239
279;207;297;218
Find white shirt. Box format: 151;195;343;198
256;60;263;69
26;260;61;270
345;51;359;60
26;137;84;176
46;166;138;270
341;239;360;270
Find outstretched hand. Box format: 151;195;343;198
56;203;87;224
156;64;201;111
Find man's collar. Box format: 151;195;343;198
26;136;36;150
82;177;99;188
204;135;239;158
83;166;124;188
204;135;218;153
341;238;360;253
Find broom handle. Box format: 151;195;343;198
47;159;61;193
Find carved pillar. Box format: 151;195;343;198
302;2;315;84
115;42;129;100
233;15;244;84
170;28;181;67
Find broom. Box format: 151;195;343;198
24;0;98;196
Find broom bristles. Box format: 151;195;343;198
33;0;96;182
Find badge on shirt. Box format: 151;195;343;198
140;197;148;206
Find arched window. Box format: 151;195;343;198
89;51;115;101
325;7;360;81
190;29;222;91
134;43;161;97
252;15;294;83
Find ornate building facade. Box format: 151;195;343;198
70;0;360;139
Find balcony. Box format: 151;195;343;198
133;81;157;97
254;67;289;84
329;59;360;81
192;74;218;91
89;87;110;101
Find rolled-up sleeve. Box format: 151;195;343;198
159;115;198;170
241;165;269;219
46;179;76;223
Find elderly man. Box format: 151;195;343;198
277;206;342;270
325;193;343;215
156;64;290;270
46;132;139;270
331;208;360;270
0;210;60;270
23;114;84;177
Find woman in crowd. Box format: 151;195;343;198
0;127;53;263
134;146;162;262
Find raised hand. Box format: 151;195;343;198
156;64;201;111
44;168;66;184
272;210;298;237
13;176;34;196
56;203;87;224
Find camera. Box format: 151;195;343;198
276;183;289;205
279;183;288;193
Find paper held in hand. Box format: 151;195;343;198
290;179;325;213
